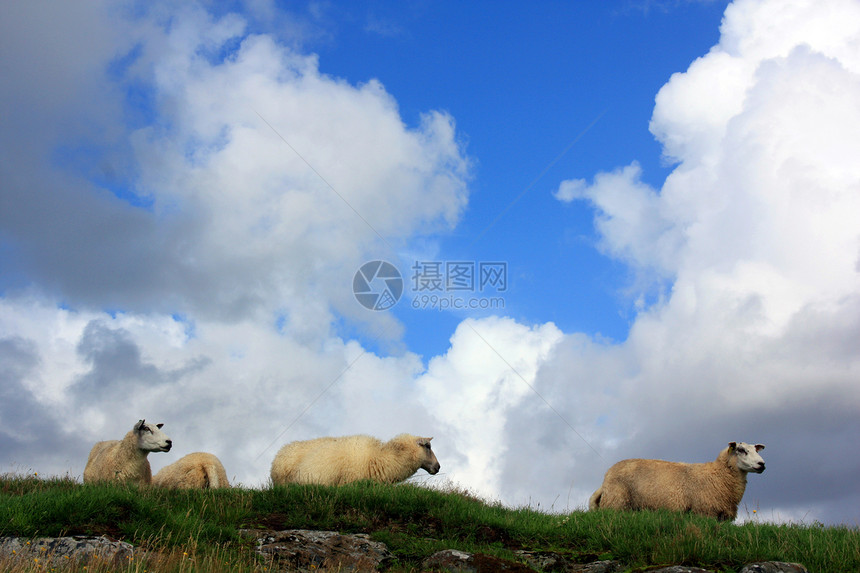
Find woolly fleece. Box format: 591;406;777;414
271;433;440;486
153;452;230;489
589;442;765;520
83;420;172;485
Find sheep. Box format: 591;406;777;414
589;441;765;521
270;433;441;486
153;452;231;489
83;420;172;485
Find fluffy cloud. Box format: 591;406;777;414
553;163;683;278
1;1;469;330
417;318;563;498
0;2;470;483
550;0;860;522
1;0;858;527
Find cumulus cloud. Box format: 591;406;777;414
554;163;683;278
0;337;61;459
0;1;469;482
549;0;860;522
1;1;469;330
1;0;858;527
416;318;564;498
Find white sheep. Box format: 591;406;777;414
153;452;231;489
270;433;441;486
83;419;172;485
589;441;765;521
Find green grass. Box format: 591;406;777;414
0;473;857;572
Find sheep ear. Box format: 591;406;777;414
156;423;164;429
728;441;737;450
134;420;145;432
755;444;765;451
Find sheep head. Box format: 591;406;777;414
134;419;173;453
729;441;765;474
417;437;441;475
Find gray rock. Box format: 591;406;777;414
515;550;623;572
241;529;392;572
515;550;566;571
648;567;715;573
0;535;135;567
422;549;537;572
423;549;475;572
739;563;809;573
1;531;810;573
568;560;625;573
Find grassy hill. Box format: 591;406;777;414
1;473;857;572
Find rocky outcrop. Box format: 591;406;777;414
422;549;536;572
644;567;807;573
0;535;135;568
240;528;392;572
0;532;810;573
423;549;808;573
739;563;810;573
633;563;808;573
642;567;718;573
515;550;623;572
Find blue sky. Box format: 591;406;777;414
2;0;859;525
312;1;728;357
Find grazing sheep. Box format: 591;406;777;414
271;433;441;486
589;442;765;521
153;452;231;489
83;420;172;485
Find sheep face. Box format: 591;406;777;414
134;419;173;453
418;437;441;475
730;441;765;473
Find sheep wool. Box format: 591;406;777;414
153;452;230;489
83;420;173;485
271;433;441;486
589;441;766;521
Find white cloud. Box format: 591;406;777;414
416;317;564;498
544;0;860;523
1;1;469;330
130;27;469;329
554;163;683;278
1;0;859;527
0;1;470;484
